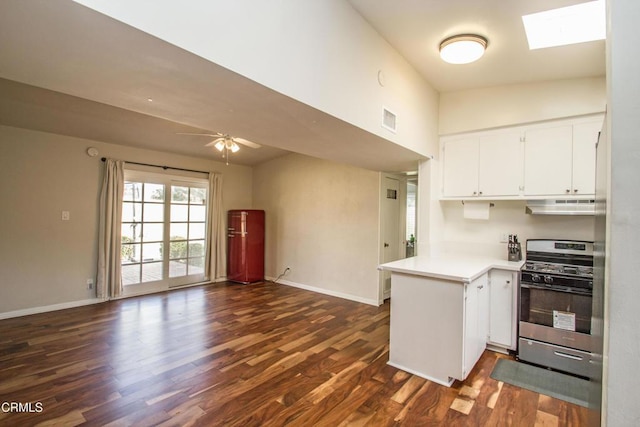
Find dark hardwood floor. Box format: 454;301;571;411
0;281;588;426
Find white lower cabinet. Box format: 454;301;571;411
463;273;489;378
388;271;489;386
487;269;517;351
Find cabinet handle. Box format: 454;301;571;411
566;189;571;193
478;285;484;290
479;191;483;195
473;191;477;195
574;189;578;193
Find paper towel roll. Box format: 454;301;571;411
463;201;490;220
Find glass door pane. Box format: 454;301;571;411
168;184;207;284
121;181;164;286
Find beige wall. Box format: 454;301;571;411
439;77;606;136
0;125;253;315
252;153;381;305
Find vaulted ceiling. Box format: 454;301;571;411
0;1;605;171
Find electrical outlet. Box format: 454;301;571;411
61;211;70;221
284;266;291;274
86;278;94;290
500;233;509;243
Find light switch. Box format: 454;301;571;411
61;211;70;221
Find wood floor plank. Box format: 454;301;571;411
0;281;591;426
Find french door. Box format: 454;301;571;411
120;170;208;295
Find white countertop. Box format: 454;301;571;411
378;254;524;283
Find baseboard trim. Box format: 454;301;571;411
268;277;379;307
0;278;377;319
0;298;105;320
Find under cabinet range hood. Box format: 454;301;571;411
525;199;596;216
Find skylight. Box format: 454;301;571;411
522;0;605;50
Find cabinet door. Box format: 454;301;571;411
572;121;601;196
463;274;488;378
478;132;522;196
477;274;489;350
524;125;573;196
488;270;515;349
443;137;479;197
463;280;479;379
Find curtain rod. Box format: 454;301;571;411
101;157;210;175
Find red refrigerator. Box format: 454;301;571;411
227;210;265;284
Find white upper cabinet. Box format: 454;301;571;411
523;119;602;197
442;132;521;198
478;132;522;196
523;125;574;196
440;114;603;200
572;121;602;195
442;137;479;197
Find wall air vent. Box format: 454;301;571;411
382;107;397;133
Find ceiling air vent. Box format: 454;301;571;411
382;107;397;133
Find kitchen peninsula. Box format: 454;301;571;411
379;254;524;387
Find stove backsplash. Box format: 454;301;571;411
438;200;595;259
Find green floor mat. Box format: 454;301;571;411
490;359;593;408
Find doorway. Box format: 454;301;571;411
406;177;418;257
379;174;407;302
120;169;208;297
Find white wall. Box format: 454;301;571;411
74;0;440;158
437;201;594;258
439;77;606;136
604;0;640;425
252;153;380;305
0;125;253;315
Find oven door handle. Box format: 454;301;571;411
553;351;583;361
520;283;554;291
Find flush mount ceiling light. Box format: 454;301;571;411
522;0;605;50
439;34;488;64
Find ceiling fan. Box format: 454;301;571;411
177;132;261;164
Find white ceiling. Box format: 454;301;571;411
0;1;605;171
348;0;605;92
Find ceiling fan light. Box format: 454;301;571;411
214;140;225;151
230;142;240;153
439;34;487;64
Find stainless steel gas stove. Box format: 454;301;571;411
518;239;594;378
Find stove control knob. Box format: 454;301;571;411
532;274;541;283
544;275;554;284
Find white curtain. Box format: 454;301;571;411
205;172;226;281
97;159;125;299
